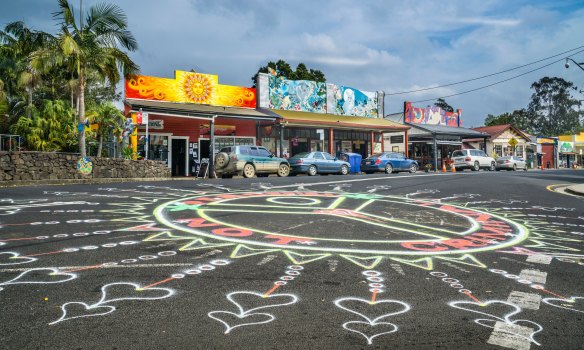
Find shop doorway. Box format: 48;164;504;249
171;138;188;176
199;139;210;160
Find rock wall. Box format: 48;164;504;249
0;152;171;181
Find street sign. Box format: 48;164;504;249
136;111;142;124
508;137;518;147
142;112;149;125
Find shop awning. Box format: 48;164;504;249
408;123;489;139
271;109;409;131
124;98;279;121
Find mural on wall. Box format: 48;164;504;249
125;71;256;108
559;142;574;153
327;85;379;118
404;102;462;127
268;75;327;113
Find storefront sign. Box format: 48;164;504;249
404;102;462;127
199;124;236;136
560;141;574;153
148;120;164;129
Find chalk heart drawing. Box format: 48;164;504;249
208;311;275;334
543;296;584;314
49;302;116;325
335;297;411;324
449;300;542;345
343;321;398;345
0;252;37;266
0;268;77;287
208;291;299;334
334;298;411;345
227;291;299;315
96;282;175;304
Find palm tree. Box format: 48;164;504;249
33;0;138;157
86;102;124;157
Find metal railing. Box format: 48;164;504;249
0;134;22;152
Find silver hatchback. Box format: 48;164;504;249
496;156;527;171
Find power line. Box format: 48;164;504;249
409;52;584;104
384;45;584;96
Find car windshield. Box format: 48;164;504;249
290;152;311;159
451;151;465;157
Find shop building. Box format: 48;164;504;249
464;124;535;166
535;137;558;169
255;73;408;159
124;70;277;176
401;102;488;170
558;132;584;167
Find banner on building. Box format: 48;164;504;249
404;102;462;127
326;84;378;118
125;71;256;108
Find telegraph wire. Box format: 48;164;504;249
384;45;584;96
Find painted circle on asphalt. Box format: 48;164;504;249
154;191;528;255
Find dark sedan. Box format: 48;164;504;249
289;152;350;176
361;152;418;174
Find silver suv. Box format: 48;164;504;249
451;149;496;171
214;145;290;178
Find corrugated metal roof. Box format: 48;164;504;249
271;110;409;130
407;123;489;138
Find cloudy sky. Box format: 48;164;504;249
2;0;584;126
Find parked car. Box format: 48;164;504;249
496;156;528;171
451;149;496;171
361;152;418;174
214;145;290;178
289;152;350;176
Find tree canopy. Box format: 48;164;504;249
251;59;326;87
434;98;454;112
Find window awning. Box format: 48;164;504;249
271;109;409;131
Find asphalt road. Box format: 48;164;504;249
0;169;583;350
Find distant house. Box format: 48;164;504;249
465;124;532;159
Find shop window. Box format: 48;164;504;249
494;145;502;157
390;135;404;143
516;145;524;158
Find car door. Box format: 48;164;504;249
312;152;327;172
323;152;339;172
258;147;277;171
249;147;263;171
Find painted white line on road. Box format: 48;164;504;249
519;269;548;284
270;172;464;189
507;291;542;310
526;254;552;265
487;321;533;350
0;263;193;272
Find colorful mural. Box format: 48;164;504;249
125;71;256;108
327;85;378;118
268;76;327;113
404;102;462;127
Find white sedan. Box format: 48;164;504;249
496;156;527;171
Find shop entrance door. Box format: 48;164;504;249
171;138;187;176
199;139;210;160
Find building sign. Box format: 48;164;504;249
199;124;236;136
268;75;326;113
536;137;556;144
125;70;256;108
148;120;164;129
404;102;462;127
327;84;379;118
559;141;574;153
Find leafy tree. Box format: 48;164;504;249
484;109;534;133
434;98;454;112
251;59;326;87
86;102;124;157
32;0;139;157
527;77;582;135
10;99;76;151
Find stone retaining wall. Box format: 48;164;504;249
0;151;171;181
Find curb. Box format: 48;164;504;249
565;187;584;197
0;177;199;188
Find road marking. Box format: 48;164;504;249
0;263;193;273
487;321;533;350
507;291;542;310
270;173;463;189
526;254;552;265
519;269;547;284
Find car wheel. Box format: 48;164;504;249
243;163;255;178
472;161;479;171
340;165;349;175
513;164;517;171
215;152;229;169
307;165;318;176
409;164;417;173
385;163;393;174
489;162;496;171
523;166;528;171
277;163;290;177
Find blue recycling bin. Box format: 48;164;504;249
339;152;362;174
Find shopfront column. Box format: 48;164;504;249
329;128;334;154
433;132;438;172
